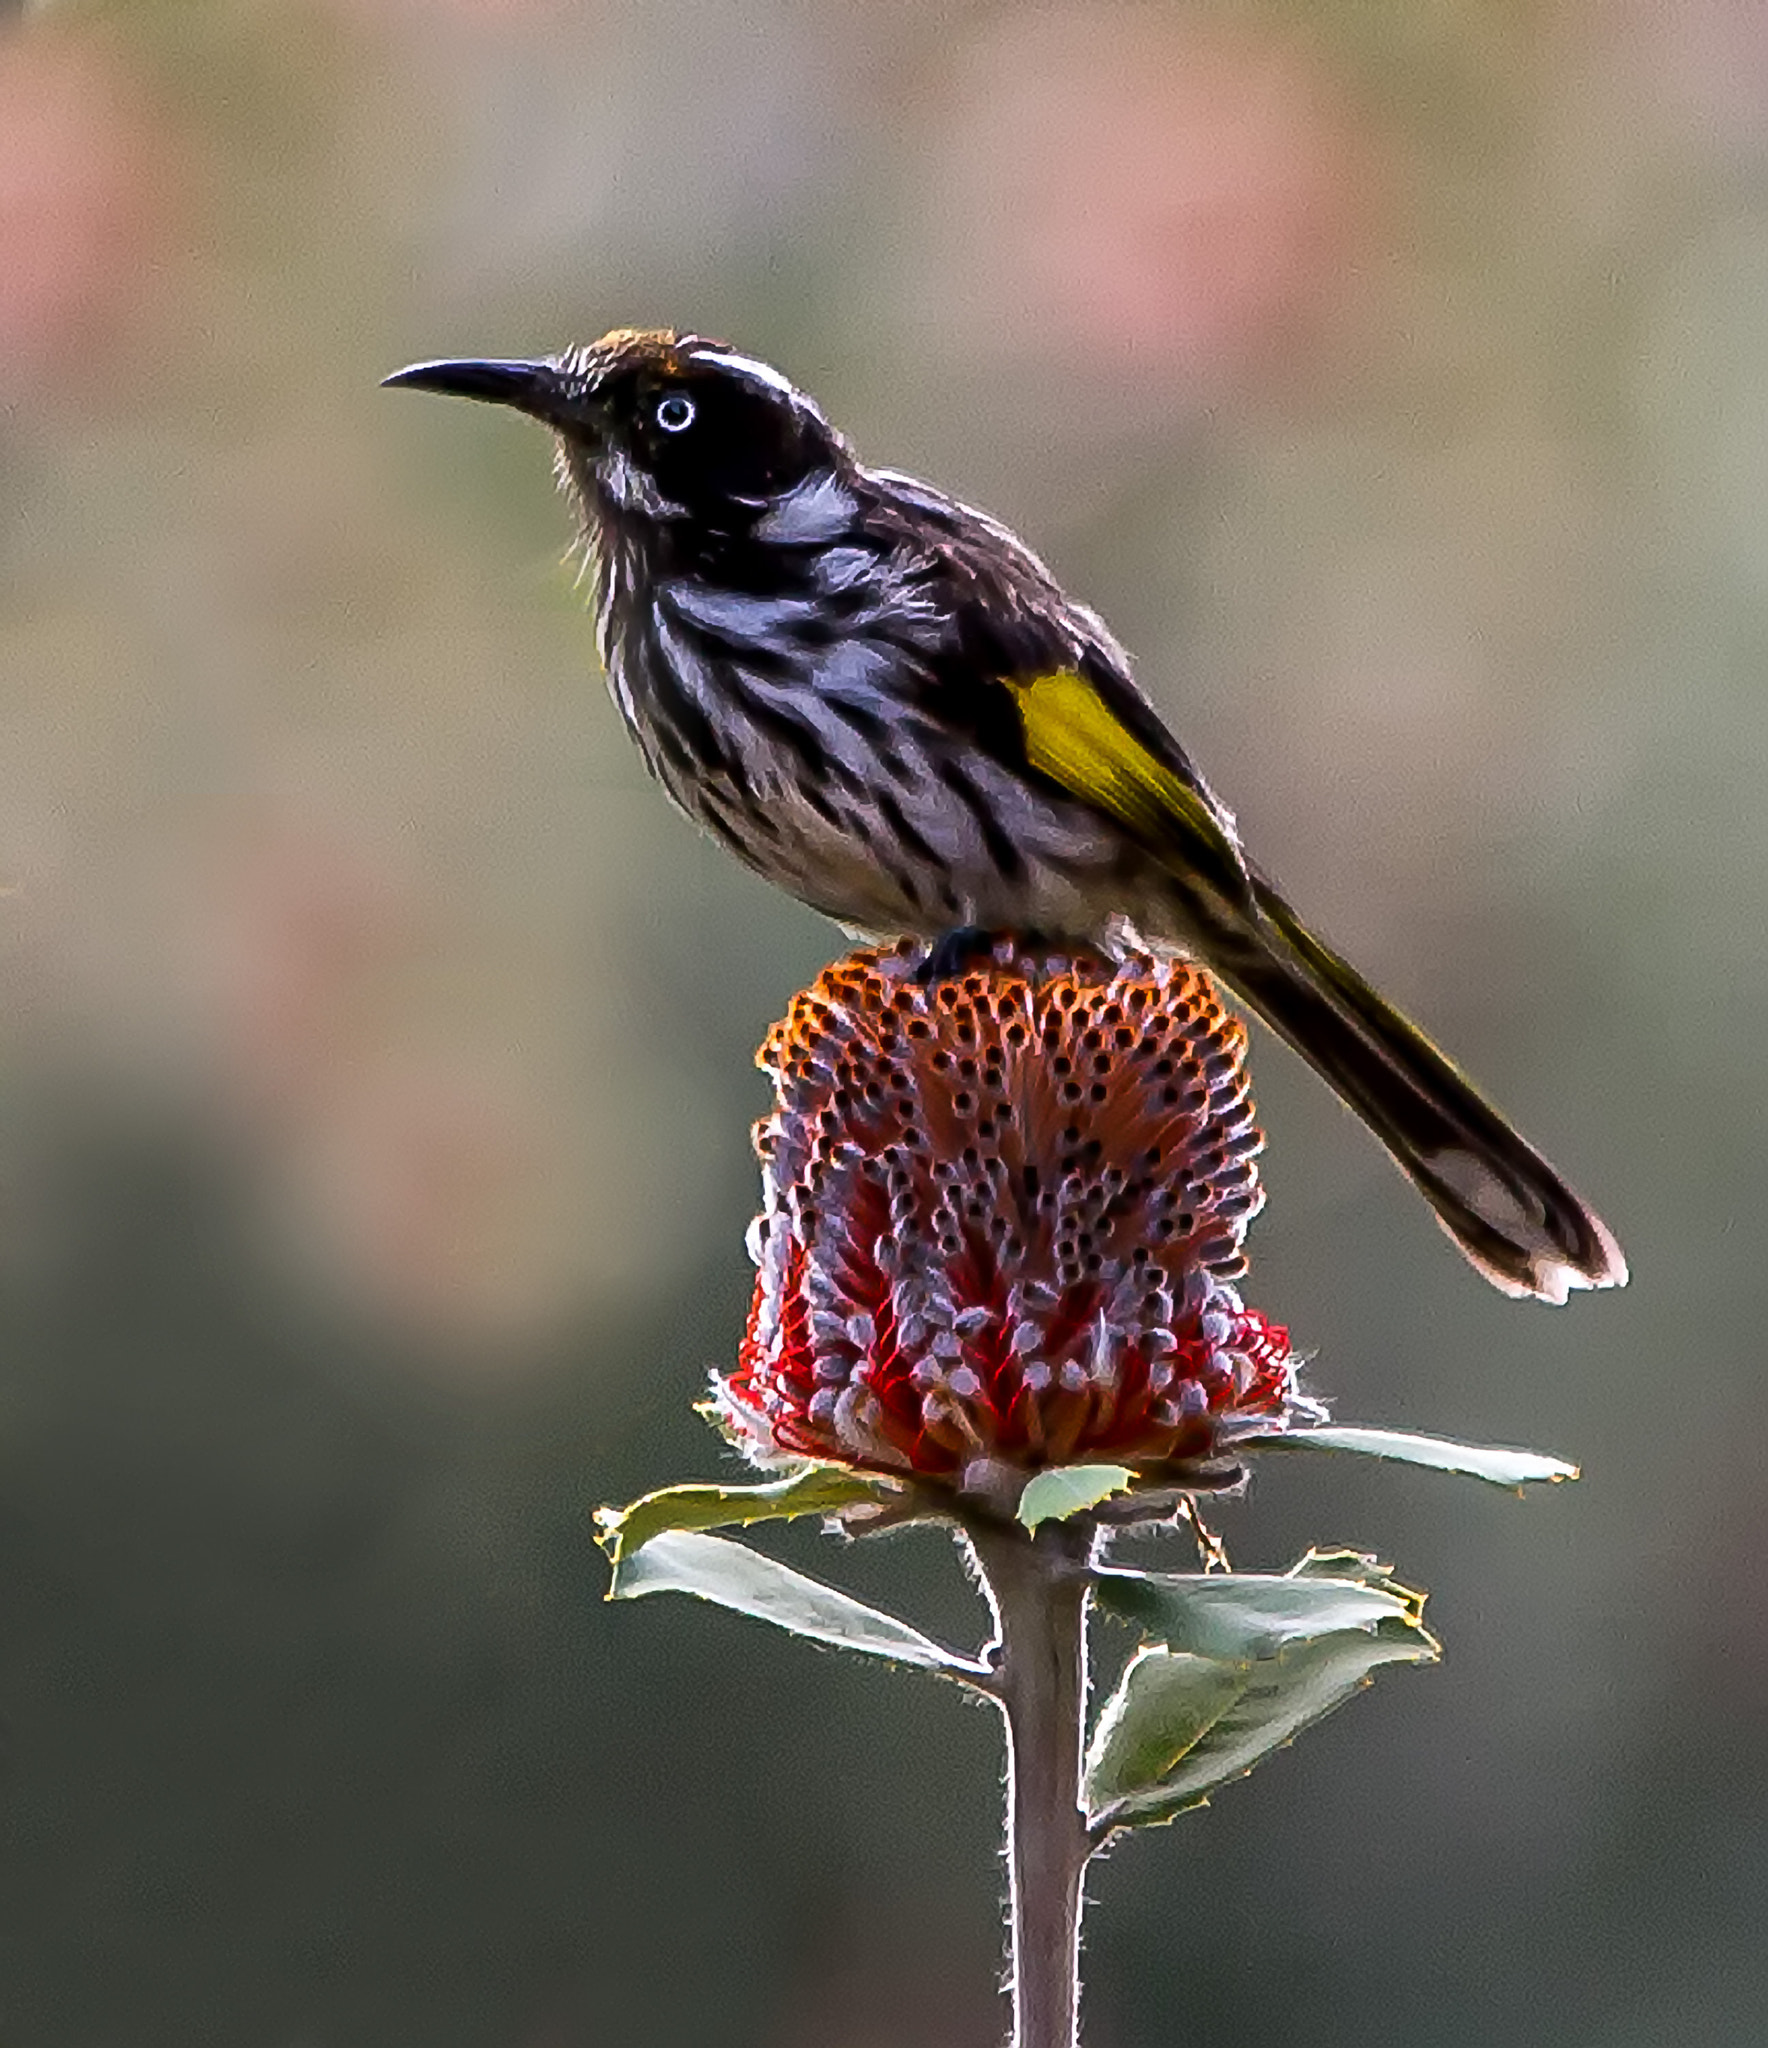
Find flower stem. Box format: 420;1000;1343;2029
968;1515;1094;2048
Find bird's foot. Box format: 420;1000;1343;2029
916;926;1005;985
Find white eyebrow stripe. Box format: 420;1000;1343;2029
688;348;798;397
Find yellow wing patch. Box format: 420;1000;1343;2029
1005;670;1238;874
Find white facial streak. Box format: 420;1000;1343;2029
753;469;858;545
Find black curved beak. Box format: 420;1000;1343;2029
382;357;576;424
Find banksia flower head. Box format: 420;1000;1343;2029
710;940;1310;1493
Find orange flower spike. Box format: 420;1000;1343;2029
712;940;1308;1489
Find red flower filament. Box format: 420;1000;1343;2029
712;942;1305;1482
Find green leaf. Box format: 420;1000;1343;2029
1085;1558;1439;1831
1083;1649;1249;1815
1094;1566;1418;1662
1017;1464;1137;1530
606;1529;992;1681
1088;1614;1437;1829
1287;1547;1403;1584
1244;1425;1578;1488
594;1464;904;1568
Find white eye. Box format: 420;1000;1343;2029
655;391;695;433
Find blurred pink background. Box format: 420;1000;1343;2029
0;3;1761;2043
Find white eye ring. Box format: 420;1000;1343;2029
655;391;695;433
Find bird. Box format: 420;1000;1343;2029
384;328;1626;1304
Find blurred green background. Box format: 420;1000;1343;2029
1;0;1763;2041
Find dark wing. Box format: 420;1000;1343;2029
858;466;1254;907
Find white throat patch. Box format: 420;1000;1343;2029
598;446;687;521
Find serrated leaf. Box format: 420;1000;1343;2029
1083;1648;1249;1815
594;1464;903;1568
1093;1566;1417;1662
605;1529;991;1680
1245;1425;1578;1488
1084;1556;1439;1831
1286;1547;1393;1583
1017;1464;1136;1530
1088;1609;1437;1830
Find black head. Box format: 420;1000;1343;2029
384;328;843;529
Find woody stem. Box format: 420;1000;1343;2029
968;1514;1095;2048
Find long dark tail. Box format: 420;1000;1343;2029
1191;871;1627;1302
